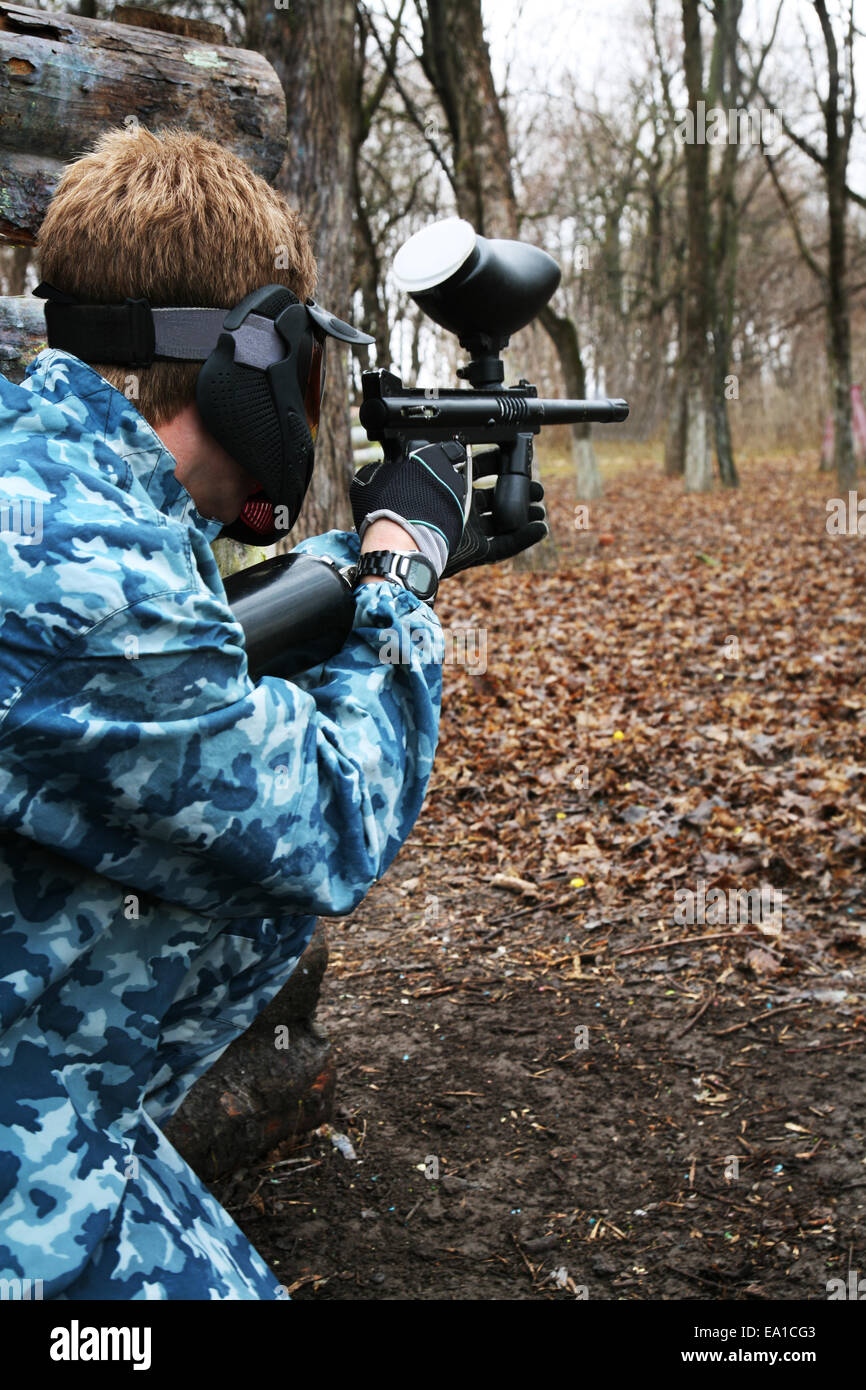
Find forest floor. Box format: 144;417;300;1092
214;449;866;1300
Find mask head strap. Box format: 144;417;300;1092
32;283;373;368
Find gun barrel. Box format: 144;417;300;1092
360;392;629;439
538;397;629;424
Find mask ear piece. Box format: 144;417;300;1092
196;332;277;487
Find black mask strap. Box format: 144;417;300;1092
34;282;156;368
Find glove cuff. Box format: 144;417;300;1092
358;510;448;577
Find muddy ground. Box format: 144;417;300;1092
213;452;866;1300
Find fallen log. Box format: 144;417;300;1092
0;3;287;244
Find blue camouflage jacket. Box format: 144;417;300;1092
0;350;442;1293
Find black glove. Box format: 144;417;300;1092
442;453;549;578
350;441;467;555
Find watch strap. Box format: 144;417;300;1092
355;550;438;603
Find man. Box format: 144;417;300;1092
0;127;546;1299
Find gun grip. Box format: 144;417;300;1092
493;434;533;531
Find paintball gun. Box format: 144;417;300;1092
227;217;629;680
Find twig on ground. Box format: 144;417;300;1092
674;993;716;1038
617;930;760;957
713;1002;811;1036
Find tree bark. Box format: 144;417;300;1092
416;0;518;240
821;3;856;490
711;342;738;487
664;364;687;476
707;0;741;489
680;0;714;492
760;1;856;489
349;17;389;369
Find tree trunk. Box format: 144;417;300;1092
711;338;739;487
417;0;518;240
664;279;686;476
348;9;393;370
827;300;855;489
352;194;390;370
539;303;600;500
680;0;714;493
683;381;712;491
247;0;359;542
664;368;687;476
824;33;856;490
761;2;856;488
708;0;741;489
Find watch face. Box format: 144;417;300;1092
405;556;436;598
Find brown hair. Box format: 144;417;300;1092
37;126;317;425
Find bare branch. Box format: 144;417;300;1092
364;3;456;192
763;150;826;285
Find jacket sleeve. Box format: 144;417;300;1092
0;530;442;918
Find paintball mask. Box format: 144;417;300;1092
32;281;374;545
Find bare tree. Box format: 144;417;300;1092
352;0;448;372
357;0;563;558
414;0;518;241
351;1;403;368
760;0;860;488
707;0;743;487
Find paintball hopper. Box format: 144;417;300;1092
392;217;561;359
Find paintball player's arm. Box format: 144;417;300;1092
0;514;443;921
1;445;545;922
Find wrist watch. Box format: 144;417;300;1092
354;549;438;605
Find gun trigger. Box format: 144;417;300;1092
440;440;466;463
